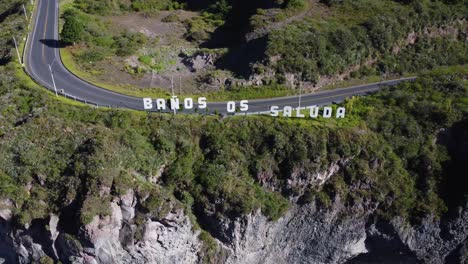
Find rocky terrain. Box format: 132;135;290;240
1;183;467;264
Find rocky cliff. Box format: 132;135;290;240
1;185;466;264
0;189;202;264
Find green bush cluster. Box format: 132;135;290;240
266;0;467;82
183;12;225;42
0;0;29;65
61;9;85;45
60;9;148;62
268;24;371;82
378;37;468;74
131;0;186;13
137;47;178;73
73;0;185;15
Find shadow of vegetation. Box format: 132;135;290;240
0;2;21;24
438;116;468;217
0;55;11;66
197;0;280;79
213;36;269;79
39;39;66;49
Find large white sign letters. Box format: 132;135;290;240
143;97;346;119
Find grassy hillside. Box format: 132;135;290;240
264;0;467;82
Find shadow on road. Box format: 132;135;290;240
39;39;65;48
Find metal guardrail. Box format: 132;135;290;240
58;89;120;109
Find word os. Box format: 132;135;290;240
270;106;346;118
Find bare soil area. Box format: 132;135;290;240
66;3;334;95
69;10;213;94
108;11;197;44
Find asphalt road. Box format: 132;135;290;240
25;0;416;114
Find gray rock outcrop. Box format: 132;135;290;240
0;193;466;264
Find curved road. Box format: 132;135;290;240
25;0;416;114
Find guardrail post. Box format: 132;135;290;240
22;4;29;21
12;37;23;66
48;64;58;96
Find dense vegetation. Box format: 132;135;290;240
0;0;29;65
264;0;467;82
61;9;148;60
73;0;184;15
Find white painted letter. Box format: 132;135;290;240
336;107;346;118
143;98;153;110
198;97;207;109
184;98;194;109
308;106;319;118
270;106;279;117
323;107;332;118
227;101;236;113
296;108;305;118
156;99;166;110
283;106;292;117
170;97;180;110
240;100;249;112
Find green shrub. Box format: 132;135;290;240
266;0;467;83
80;195;112;224
113;32;148;57
77;46;108;63
61;9;84;45
39;256;54;264
162;13;180;23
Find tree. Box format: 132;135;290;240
61;10;84;45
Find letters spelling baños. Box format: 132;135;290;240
143;97;208;111
143;97;249;113
142;97;346;118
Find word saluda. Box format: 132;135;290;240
143;97;346;118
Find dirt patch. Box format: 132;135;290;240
70;11;216;94
107;11;197;45
305;0;330;18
